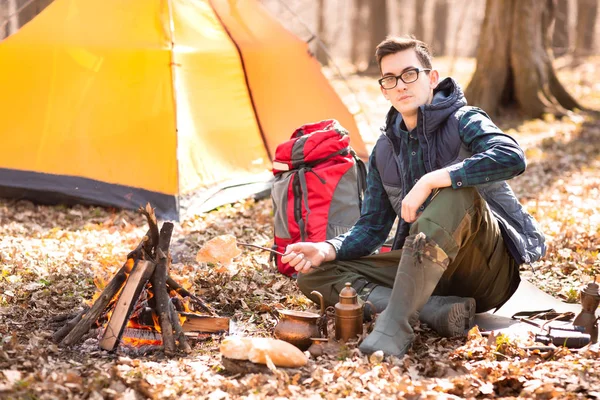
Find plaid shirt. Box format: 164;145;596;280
328;108;525;260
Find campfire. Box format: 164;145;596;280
52;205;229;356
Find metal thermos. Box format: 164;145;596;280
334;282;364;342
573;281;600;343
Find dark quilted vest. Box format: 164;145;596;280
375;78;546;264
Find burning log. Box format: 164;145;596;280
55;204;229;355
51;306;89;343
152;223;178;355
99;260;156;351
61;259;133;347
180;313;230;333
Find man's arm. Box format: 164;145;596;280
401;109;525;223
282;150;397;273
446;109;526;188
400;169;451;223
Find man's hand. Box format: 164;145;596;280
281;242;336;274
401;169;452;223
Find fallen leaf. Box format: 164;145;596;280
196;234;242;270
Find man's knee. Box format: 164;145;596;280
429;187;481;213
409;187;484;257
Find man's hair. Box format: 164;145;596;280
375;35;433;71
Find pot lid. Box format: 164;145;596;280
339;282;357;301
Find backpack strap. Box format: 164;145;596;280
353;153;367;210
291;166;326;242
294;146;350;169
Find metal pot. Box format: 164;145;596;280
274;291;326;350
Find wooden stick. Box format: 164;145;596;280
99;260;156;351
52;306;89;343
60;227;154;347
139;205;160;257
127;229;152;261
166;277;217;316
61;261;131;347
237;242;286;256
180;313;229;333
152;222;176;355
168;301;192;353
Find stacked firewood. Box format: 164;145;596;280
52;205;227;356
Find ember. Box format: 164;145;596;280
52;204;229;356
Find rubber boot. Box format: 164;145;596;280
361;285;392;321
418;296;476;337
362;289;476;332
359;233;449;357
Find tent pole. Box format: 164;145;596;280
271;0;377;140
207;0;272;163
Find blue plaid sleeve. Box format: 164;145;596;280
446;109;526;188
327;149;397;260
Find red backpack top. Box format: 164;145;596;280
271;120;366;276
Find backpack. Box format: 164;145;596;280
271;119;367;276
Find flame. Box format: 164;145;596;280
121;336;162;347
88;291;101;306
88;259;135;306
124;258;135;273
91;259;209;349
94;275;107;291
152;312;161;333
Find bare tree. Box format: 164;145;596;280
350;0;366;67
7;0;19;36
552;0;569;56
315;0;328;65
1;0;54;39
432;0;449;55
465;0;581;118
575;0;598;58
413;0;426;41
364;0;388;73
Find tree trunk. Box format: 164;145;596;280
552;0;569;56
432;0;449;55
575;0;598;58
413;0;426;41
465;0;582;118
364;0;388;73
7;0;18;35
315;0;328;65
1;2;7;39
350;0;366;67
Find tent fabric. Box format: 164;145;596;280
0;0;366;219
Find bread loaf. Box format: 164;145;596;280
220;336;253;360
220;336;308;368
248;338;307;368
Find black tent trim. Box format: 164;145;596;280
0;168;179;220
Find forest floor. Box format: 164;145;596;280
1;56;600;399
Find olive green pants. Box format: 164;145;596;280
297;187;520;313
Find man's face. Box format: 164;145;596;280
379;49;439;117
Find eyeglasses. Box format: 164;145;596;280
378;68;431;89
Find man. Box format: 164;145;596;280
281;36;546;357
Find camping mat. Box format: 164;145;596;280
474;280;583;335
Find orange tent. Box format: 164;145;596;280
0;0;366;219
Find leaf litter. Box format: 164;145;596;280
2;59;600;399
